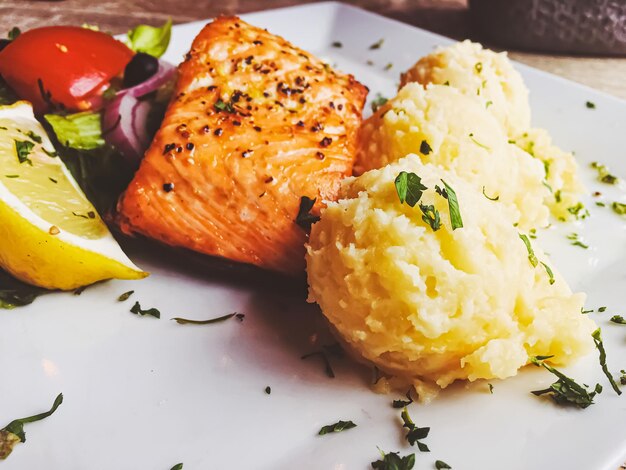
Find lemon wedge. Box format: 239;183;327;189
0;101;147;290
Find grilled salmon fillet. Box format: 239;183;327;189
117;16;367;275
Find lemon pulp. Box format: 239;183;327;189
0;101;146;290
0;116;107;239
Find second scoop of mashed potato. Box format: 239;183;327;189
358;83;550;230
306;157;595;397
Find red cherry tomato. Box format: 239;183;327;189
0;26;133;113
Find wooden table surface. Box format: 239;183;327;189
1;0;626;100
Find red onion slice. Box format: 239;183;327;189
102;93;150;164
116;59;176;99
101;59;175;165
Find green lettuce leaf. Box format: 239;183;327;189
44;112;105;150
127;19;172;58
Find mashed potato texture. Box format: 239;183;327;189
514;128;586;220
357;83;550;229
400;40;531;137
400;40;585;219
306;157;595;396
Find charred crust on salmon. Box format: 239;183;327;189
116;16;367;274
319;137;332;148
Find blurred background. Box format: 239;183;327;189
1;0;625;98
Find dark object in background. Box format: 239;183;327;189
469;0;626;56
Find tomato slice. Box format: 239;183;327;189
0;26;133;113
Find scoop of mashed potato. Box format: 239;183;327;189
401;40;585;219
400;40;531;137
306;157;595;398
514;128;586;220
357;83;550;229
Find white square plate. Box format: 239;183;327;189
2;3;626;469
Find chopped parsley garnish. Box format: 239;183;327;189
371;93;388;112
172;312;243;324
441;180;462;230
295;196;320;229
621;370;626;386
612;202;626;215
117;290;134;302
392;390;414;408
0;393;63;460
369;38;384;50
395;171;427;207
170;464;183;470
474;62;483;73
130;301;160;319
384;63;393;71
482;186;499;201
567;202;589;220
265;386;271;395
371;449;415;470
331;41;342;48
592;328;622;395
610;315;626;324
468;133;490;151
488;383;494;394
567;233;588;249
419;204;441;231
4;175;18;179
400;407;430;451
485;100;493;108
318;420;357;435
419;140;432;155
581;308;594;315
590;162;618;184
48;177;57;183
530;356;601;409
14;140;34;165
436;461;452;469
25;130;42;144
596;201;606;207
598;306;607;312
519;234;538;267
214;98;235;113
585;101;596;109
300;344;341;379
540;261;555;285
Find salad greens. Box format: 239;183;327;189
44;112;105;150
0;269;48;309
127;19;172;58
